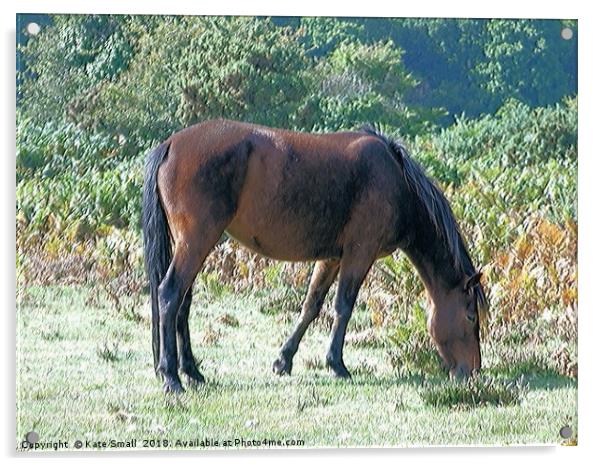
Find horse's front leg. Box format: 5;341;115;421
325;249;376;378
273;259;340;375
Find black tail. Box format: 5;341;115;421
142;141;171;375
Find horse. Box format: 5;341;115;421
142;119;489;393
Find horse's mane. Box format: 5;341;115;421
358;124;489;330
359;124;465;272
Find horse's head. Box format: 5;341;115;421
427;271;489;379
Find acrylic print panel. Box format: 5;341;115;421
16;13;577;451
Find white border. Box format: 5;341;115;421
4;1;599;465
4;0;581;18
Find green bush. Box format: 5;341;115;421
17;117;143;248
411;97;577;257
387;303;441;377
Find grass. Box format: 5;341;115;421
420;376;527;408
16;285;577;450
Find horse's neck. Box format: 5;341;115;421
402;230;462;302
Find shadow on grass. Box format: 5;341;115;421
177;362;577;393
176;371;435;396
484;363;576;390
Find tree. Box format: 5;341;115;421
356;18;577;121
297;39;441;134
477;19;577;109
18;15;144;124
19;15;439;149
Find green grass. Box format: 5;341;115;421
16;285;577;450
420;376;526;408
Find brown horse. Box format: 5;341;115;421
142;119;488;393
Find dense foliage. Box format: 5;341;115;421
16;15;577;379
277;17;577;122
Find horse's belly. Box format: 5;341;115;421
222;144;356;261
225;216;341;262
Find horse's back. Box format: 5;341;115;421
159;119;406;261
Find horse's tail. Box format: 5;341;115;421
142;141;171;376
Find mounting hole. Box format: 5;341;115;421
25;431;39;444
560;425;573;439
561;27;573;40
26;22;41;35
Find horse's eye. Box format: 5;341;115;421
466;312;477;324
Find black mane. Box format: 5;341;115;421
359;124;489;329
359;125;468;272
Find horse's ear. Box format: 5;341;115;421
464;272;482;292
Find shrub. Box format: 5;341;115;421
408;98;577;324
387;304;441;377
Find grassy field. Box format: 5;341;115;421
16;285;577;450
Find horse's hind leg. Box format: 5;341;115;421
176;288;205;386
156;139;251;393
273;259;340;375
158;221;226;393
157;258;188;393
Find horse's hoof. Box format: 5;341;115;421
163;379;185;394
272;356;292;376
333;369;352;379
334;369;351;380
328;362;352;379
